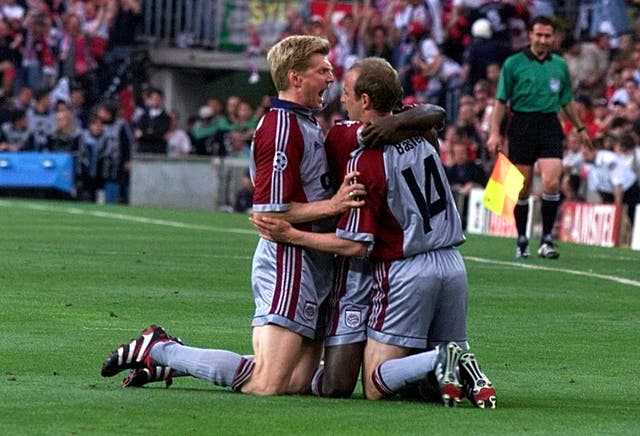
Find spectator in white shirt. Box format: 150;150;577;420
166;110;192;157
581;138;640;222
562;130;585;173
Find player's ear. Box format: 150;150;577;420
361;93;373;110
288;69;302;88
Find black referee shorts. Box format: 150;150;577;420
507;112;564;166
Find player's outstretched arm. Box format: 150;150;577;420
250;215;368;257
360;104;446;148
267;171;366;224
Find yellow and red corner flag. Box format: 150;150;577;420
482;153;525;221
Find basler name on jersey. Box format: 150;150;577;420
391;137;422;154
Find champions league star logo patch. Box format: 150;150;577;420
303;301;317;321
345;309;362;328
273;151;288;172
549;77;560;93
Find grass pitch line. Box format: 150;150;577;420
0;199;255;235
4;200;638;288
465;256;640;288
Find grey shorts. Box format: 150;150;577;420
324;256;373;347
367;247;468;349
252;238;334;340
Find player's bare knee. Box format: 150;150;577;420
260;385;288;396
241;370;290;396
323;377;357;398
363;388;384;400
287;367;317;394
288;384;310;395
323;386;355;398
361;378;384;400
242;379;288;396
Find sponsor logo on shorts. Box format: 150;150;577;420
345;309;361;328
273;151;288;172
303;301;317;321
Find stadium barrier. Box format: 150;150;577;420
140;0;221;48
130;154;249;210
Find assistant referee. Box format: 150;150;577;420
487;15;591;260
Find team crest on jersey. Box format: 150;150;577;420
303;301;317;321
273;151;288;172
549;77;560;93
345;309;362;328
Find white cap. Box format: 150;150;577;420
471;18;492;39
198;105;213;119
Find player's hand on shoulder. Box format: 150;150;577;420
332;171;366;213
360;118;400;148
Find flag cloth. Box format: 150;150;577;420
482;153;525;221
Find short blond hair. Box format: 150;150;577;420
267;35;331;92
55;108;76;135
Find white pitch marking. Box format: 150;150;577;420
0;200;255;235
4;200;639;289
82;326;137;331
465;256;640;288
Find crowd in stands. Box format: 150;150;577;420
0;0;143;203
164;0;640;223
3;0;640;226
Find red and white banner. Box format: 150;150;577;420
559;201;621;247
487;213;518;237
467;190;631;248
467;188;529;238
310;1;353;19
630;204;640;250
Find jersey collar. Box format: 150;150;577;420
270;98;318;125
524;46;552;63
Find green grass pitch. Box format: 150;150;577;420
1;199;639;435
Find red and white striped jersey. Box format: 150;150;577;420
337;136;465;262
250;99;334;232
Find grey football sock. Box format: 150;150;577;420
375;350;438;393
150;342;244;387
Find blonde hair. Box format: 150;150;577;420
55;108;76;135
267;35;331;92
